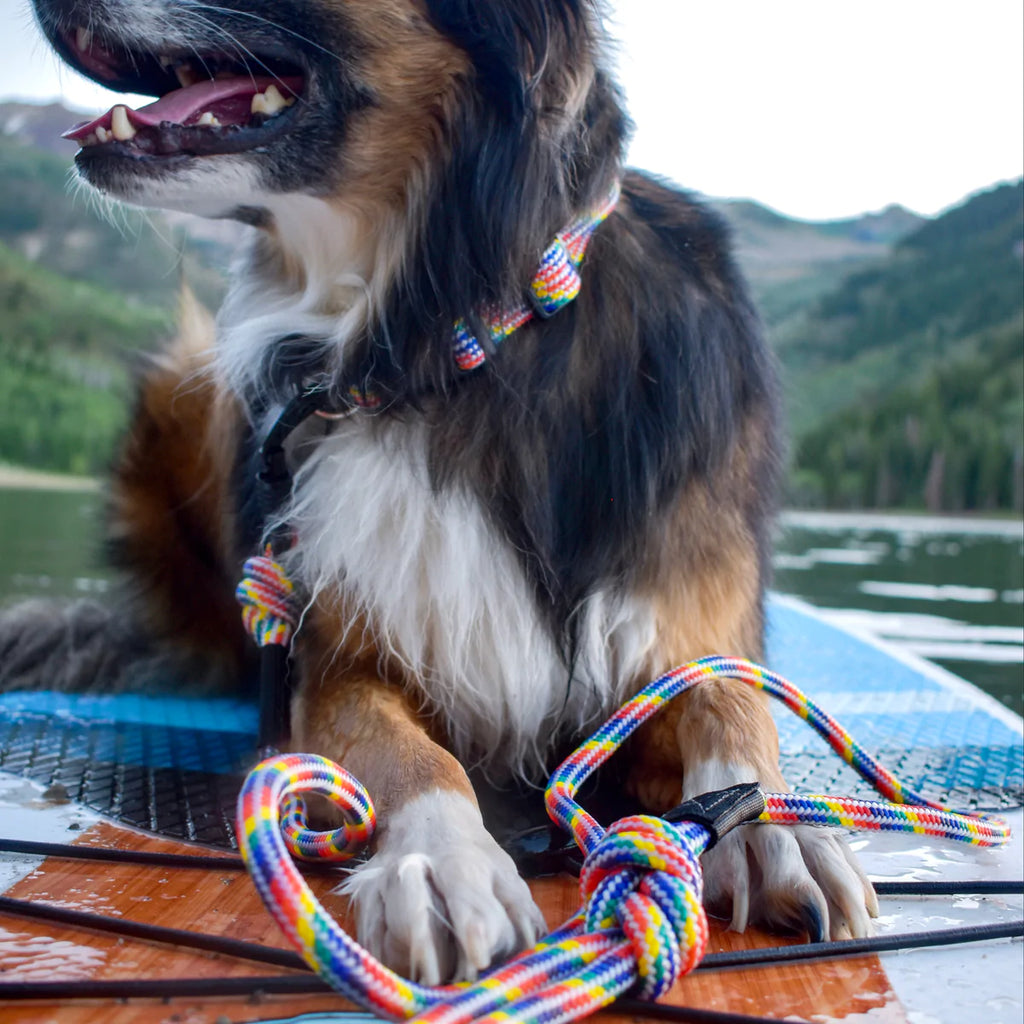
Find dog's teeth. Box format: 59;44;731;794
250;84;294;117
110;105;136;142
266;84;291;108
75;27;92;52
197;111;221;127
175;65;198;88
95;125;110;143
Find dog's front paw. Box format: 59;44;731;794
340;791;545;984
701;822;879;941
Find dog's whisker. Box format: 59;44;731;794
185;1;348;66
184;10;307;101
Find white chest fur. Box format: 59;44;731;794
279;415;658;777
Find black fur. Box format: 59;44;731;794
445;175;779;646
352;5;628;406
0;599;226;694
338;2;781;654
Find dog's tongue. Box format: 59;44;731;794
63;76;299;140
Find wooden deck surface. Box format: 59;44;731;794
0;822;905;1024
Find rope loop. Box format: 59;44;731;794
236;554;298;647
241;754;376;865
579;815;709;998
238;655;1012;1024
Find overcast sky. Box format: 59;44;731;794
1;0;1021;220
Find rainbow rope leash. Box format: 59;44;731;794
237;655;1010;1024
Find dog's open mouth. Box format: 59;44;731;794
59;27;306;159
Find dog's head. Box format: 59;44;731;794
35;0;628;402
34;0;624;221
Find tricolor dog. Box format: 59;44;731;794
26;0;876;983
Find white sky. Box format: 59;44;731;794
1;0;1022;220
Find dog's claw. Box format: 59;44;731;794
799;898;827;943
702;822;874;942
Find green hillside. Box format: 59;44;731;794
784;181;1024;511
714;199;923;325
0;240;169;474
0;113;230;477
0;130;229;309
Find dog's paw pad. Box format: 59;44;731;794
340;791;544;984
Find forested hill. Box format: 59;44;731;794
782;181;1024;511
0;115;231;475
0;130;229;308
715;198;923;326
0;101;1020;512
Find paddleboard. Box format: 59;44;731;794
0;595;1020;1023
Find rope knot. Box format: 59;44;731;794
579;814;709;999
235;554;298;647
530;237;582;317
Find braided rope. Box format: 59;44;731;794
453;182;621;372
334;184;621;405
237;655;1011;1024
235;554;297;647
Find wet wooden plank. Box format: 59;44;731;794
0;822;905;1024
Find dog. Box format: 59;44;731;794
26;0;877;984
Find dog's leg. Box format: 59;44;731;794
292;654;544;985
680;681;877;941
629;495;878;942
631;670;877;942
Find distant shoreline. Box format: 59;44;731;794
0;466;1021;533
0;465;100;492
781;508;1024;537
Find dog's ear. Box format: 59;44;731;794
424;0;588;119
417;0;606;295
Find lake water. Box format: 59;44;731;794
1;487;1021;715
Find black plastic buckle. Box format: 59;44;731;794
662;782;766;850
504;825;582;877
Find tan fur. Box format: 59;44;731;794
339;3;470;212
291;594;477;820
624;420;776;812
109;289;246;672
113;308;482;823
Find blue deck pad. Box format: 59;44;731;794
0;710;255;773
0;692;257;735
0;597;1019;850
766;599;1022;804
766;600;1022;747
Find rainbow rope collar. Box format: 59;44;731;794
233;565;1012;1024
451;182;621;372
348;182;621;408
